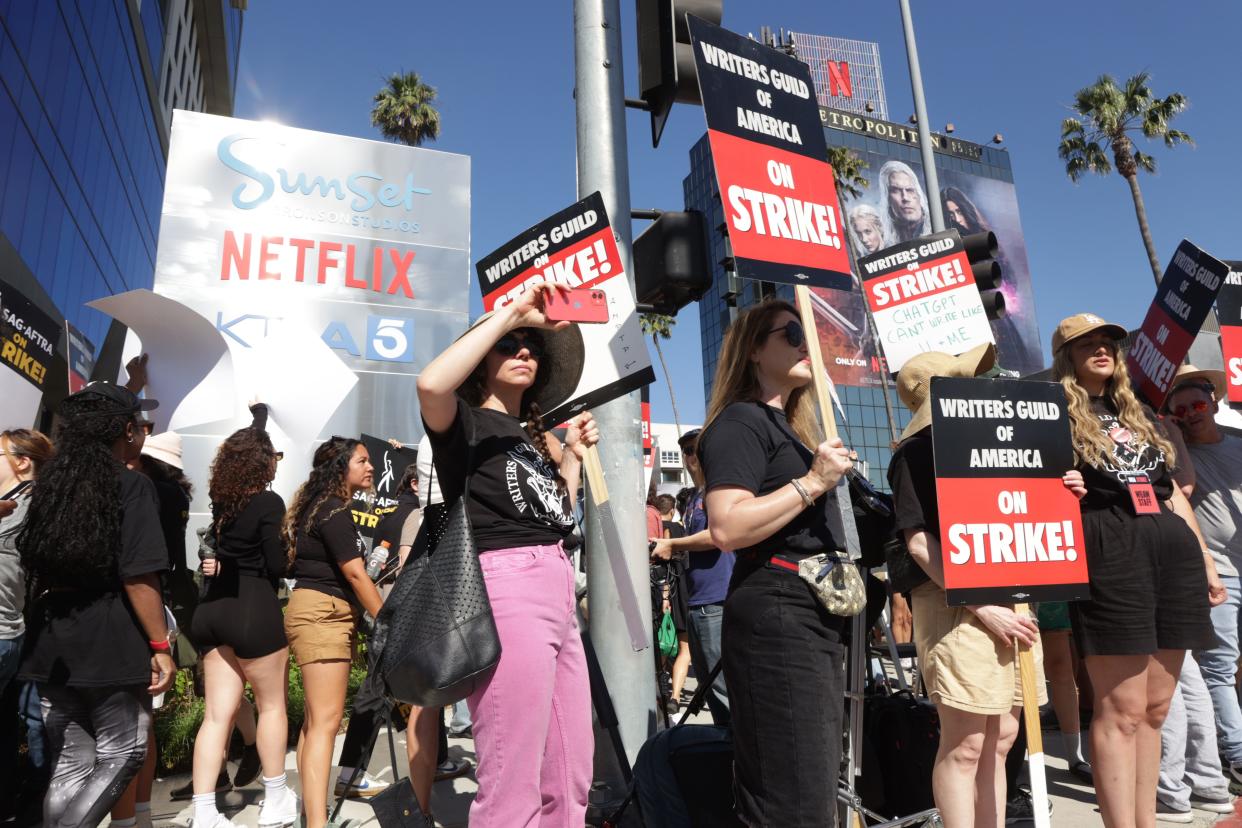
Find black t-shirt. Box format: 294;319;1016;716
153;479;190;575
888;429;939;541
20;468;169;687
425;399;575;552
290;496;366;601
214;490;287;582
698;400;846;562
1077;397;1176;512
663;520;686;540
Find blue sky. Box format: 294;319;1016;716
234;1;1242;425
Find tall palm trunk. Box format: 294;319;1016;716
1124;172;1163;286
652;336;682;438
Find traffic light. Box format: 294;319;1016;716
636;0;724;148
962;230;1005;319
633;210;713;314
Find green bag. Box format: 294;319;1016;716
658;611;678;659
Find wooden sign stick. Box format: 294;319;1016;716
1015;602;1051;828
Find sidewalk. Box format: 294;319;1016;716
109;688;1239;827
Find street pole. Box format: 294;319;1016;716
898;0;945;233
573;0;657;808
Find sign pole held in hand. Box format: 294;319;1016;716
581;442;650;652
1015;615;1051;828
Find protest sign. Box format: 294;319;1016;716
1126;240;1229;410
65;321;95;394
476;191;654;427
688;16;851;290
1216;261;1242;404
350;434;418;538
0;284;59;426
857;230;994;373
931;376;1088;606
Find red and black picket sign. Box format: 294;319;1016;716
350;434;418;538
931;376;1088;606
857;229;994;373
1216;261;1242;404
688;16;851;290
1126;240;1229;410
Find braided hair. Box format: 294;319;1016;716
18;396;134;588
282;437;361;569
457;329;568;493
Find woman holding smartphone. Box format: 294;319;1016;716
416;281;596;826
696;299;854;826
283;438;383;828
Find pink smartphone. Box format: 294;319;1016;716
545;287;610;324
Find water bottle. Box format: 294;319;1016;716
196;526;217;599
366;544;389;581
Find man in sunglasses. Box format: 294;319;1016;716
1165;365;1242;792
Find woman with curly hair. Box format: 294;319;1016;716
186;405;295;828
1051;313;1224;827
16;383;174;827
284;435;381;828
416;282;596;826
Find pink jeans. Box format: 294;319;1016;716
467;543;593;827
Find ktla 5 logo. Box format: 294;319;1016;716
323;315;415;363
215;312;415;363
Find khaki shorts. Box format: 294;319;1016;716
911;581;1047;715
285;588;357;666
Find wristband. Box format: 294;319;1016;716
149;637;171;653
790;478;815;509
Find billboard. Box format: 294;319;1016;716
808;114;1044;386
148;111;469;555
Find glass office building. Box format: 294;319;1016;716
0;0;243;354
686;42;1043;491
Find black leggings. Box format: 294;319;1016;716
40;684;150;828
722;560;847;827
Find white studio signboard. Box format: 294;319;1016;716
144;111;469;550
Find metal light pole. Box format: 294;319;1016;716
573;0;657;807
898;0;945;233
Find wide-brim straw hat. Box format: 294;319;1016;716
460;312;585;415
897;343;996;442
1169;363;1227;403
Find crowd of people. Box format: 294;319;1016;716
2;283;1242;828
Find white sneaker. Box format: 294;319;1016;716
1189;791;1236;814
192;815;242;828
333;771;389;798
258;787;300;827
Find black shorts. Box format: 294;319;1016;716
189;572;288;659
1070;505;1214;657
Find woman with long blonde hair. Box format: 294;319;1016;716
1051;313;1223;828
697;298;853;825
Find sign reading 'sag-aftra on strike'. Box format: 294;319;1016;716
1127;240;1228;410
932;377;1088;606
688;16;851;290
859;230;993;373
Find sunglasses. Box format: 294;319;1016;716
272;451;285;462
495;333;545;360
764;320;805;349
1171;400;1211;418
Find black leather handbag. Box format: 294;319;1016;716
373;409;501;707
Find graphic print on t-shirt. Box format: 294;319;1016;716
1094;409;1164;483
504;443;573;529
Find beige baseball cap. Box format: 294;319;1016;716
1051;313;1127;354
896;343;996;442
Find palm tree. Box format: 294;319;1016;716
640;313;682;438
826;145;869;201
371;72;441;146
1058;72;1193;285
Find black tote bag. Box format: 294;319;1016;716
373;408;501;707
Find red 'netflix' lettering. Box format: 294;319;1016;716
219;230;416;298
